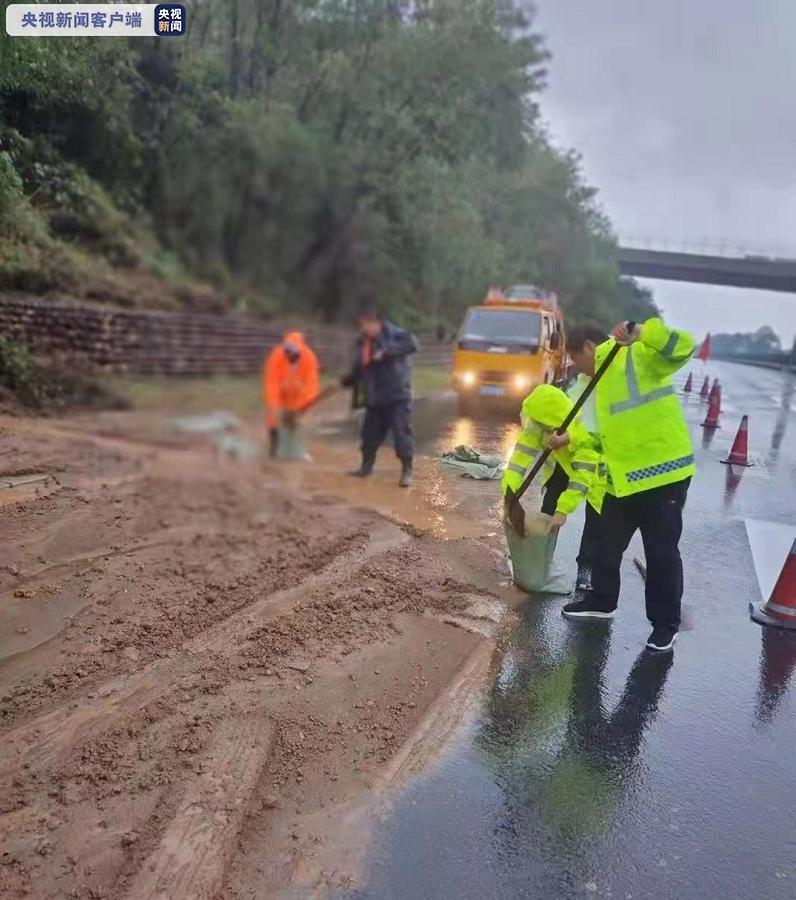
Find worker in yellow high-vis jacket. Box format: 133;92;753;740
540;324;609;594
561;318;695;654
502;384;606;542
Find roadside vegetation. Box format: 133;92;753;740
712;326;786;357
0;335;125;411
0;0;656;329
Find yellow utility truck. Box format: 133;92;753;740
452;285;567;411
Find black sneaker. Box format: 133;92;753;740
646;626;678;652
562;598;617;620
575;565;593;592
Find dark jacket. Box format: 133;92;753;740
341;320;419;407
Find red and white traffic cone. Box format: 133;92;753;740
700;375;711;399
751;538;796;630
683;373;693;393
709;378;720;401
721;415;753;466
701;389;721;428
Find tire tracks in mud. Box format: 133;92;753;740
1;412;506;899
0;517;407;772
1;514;416;898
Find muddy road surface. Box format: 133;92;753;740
2;360;795;900
337;361;796;900
0;408;510;899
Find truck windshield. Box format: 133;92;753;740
461;309;541;347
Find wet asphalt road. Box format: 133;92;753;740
342;360;796;900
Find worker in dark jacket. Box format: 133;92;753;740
341;307;419;487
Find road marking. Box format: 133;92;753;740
745;518;796;601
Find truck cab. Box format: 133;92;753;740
452;285;566;411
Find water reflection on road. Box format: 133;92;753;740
340;362;796;900
478;609;672;853
299;396;520;540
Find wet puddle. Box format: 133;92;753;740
330;363;796;900
279;395;520;540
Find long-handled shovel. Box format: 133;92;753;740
505;326;632;538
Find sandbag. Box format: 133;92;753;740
439;444;504;480
505;522;574;595
215;434;262;460
439;458;503;480
173;411;241;433
276;424;307;461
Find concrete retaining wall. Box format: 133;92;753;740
0;295;453;376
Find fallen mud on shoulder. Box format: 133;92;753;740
0;419;133;482
242;542;483;668
0;515;370;727
0;415;507;900
0;450;376;720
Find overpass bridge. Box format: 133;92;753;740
616;246;796;293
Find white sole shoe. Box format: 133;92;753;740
646;633;678;652
562;608;617;620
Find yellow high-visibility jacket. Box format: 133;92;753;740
501;385;605;515
594;318;695;497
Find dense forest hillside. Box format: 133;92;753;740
0;0;656;327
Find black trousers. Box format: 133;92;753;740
590;477;690;629
541;464;600;571
361;400;413;463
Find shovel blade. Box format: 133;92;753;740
505;499;527;538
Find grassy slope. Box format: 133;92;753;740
109;366;452;418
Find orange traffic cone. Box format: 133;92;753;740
701;389;721;428
709;378;720;400
751;538;796;630
721;415;753;466
683;373;693;393
699;375;711;399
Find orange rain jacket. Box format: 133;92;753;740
263;332;320;428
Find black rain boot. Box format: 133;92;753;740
268;428;279;459
398;459;413;488
349;454;375;478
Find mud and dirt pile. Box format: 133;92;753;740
244;544;471;666
0;414;501;899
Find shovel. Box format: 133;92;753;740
298;382;341;413
505;325;632;538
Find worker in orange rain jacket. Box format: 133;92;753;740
263;332;320;458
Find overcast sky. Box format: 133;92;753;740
534;0;796;344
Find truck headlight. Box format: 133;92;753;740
461;371;476;387
513;374;531;391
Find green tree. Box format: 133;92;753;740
0;0;657;327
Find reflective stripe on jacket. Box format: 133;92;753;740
595;318;695;497
566;373;598;435
501;384;605;515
